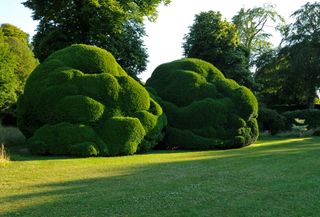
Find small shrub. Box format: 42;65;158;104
277;130;314;137
291;124;308;137
258;107;286;135
283;109;320;129
0;122;25;146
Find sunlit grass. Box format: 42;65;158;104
1;136;320;217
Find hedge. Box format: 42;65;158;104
146;58;258;149
17;44;167;157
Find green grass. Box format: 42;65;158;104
1;136;320;217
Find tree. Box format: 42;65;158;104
182;11;252;87
255;3;320;108
282;2;320;107
23;0;170;78
232;4;285;67
0;30;18;112
0;24;29;46
0;24;38;113
255;48;307;106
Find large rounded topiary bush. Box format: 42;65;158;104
17;44;167;157
146;58;258;149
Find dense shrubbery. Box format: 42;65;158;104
17;44;167;157
146;58;258;149
258;107;286;135
283;109;320;130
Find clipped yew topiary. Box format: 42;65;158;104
146;58;258;149
17;44;167;157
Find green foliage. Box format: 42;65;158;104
232;4;285;66
182;11;252;87
56;95;105;124
18;44;166;157
279;2;320;107
0;37;18;112
146;58;258;150
23;0;170;77
285;2;320;44
0;24;38;114
69;142;99;157
258;107;286;135
276;43;320;108
99;117;145;156
255;46;314;107
0;122;26;146
291;123;308;137
27;123;103;156
283;109;320;130
255;49;287;105
252;3;320;108
0;24;29;46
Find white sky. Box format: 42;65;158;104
0;0;313;81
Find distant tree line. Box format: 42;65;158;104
0;1;319;121
183;2;320;109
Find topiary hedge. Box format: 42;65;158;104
17;44;167;157
258;107;286;135
146;58;258;149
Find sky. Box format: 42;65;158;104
0;0;313;81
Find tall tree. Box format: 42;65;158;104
255;48;307;106
0;30;18;112
0;24;29;46
0;24;38;113
232;4;285;67
182;11;252;87
23;0;170;78
255;2;320;107
282;2;320;107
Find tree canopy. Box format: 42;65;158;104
0;30;18;112
0;24;38;113
182;11;252;87
232;4;284;66
255;2;320;108
282;2;320;107
23;0;170;78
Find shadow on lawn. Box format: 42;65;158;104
9;136;315;162
2;137;320;217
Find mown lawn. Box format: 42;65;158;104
1;136;320;217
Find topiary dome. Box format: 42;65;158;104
146;58;258;149
17;44;167;157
